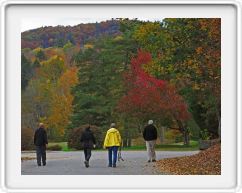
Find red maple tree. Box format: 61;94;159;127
117;50;191;144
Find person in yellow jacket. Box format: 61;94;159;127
103;123;121;167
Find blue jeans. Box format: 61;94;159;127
108;146;119;166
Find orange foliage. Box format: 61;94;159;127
156;143;221;175
47;67;78;136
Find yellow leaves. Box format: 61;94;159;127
33;47;43;54
44;47;65;59
143;60;165;76
193;83;200;91
133;22;161;43
38;55;66;82
184;59;202;75
84;43;94;49
167;64;174;73
165;129;182;141
63;41;73;51
23;44;81;139
41;55;64;66
113;35;124;42
52;54;63;61
46;67;78;137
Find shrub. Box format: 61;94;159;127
200;129;211;140
132;136;145;146
21;128;35;150
47;144;62;151
165;130;182;143
68;124;103;150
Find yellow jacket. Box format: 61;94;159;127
103;128;121;148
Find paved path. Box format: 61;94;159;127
21;150;199;175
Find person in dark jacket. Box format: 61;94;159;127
143;120;158;162
34;123;48;166
80;126;96;168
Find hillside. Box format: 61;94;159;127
21;19;121;49
21;18;221;153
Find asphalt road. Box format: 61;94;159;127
21;150;199;175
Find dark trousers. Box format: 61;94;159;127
84;148;92;162
108;146;119;166
36;145;46;166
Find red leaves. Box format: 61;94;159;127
129;50;165;89
117;50;190;122
156;144;221;175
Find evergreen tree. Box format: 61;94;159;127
21;54;33;90
70;34;137;129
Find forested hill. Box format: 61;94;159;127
21;20;121;49
21;18;221;147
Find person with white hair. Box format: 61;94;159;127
34;123;48;166
103;123;121;168
143;120;158;162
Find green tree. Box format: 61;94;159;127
21;53;33;90
35;48;46;61
70;31;138;134
71;38;123;127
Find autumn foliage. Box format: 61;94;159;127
117;50;190;124
156;143;221;175
47;67;78;137
21;18;220;159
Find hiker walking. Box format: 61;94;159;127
143;120;158;162
80;126;96;168
34;123;48;166
103;123;121;168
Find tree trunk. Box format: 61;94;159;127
173;116;190;145
122;125;132;147
123;128;128;147
123;136;132;147
137;124;143;134
218;116;221;140
184;129;190;145
122;138;128;147
122;119;129;147
176;120;190;146
127;138;132;147
159;126;165;144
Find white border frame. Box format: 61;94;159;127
0;0;241;192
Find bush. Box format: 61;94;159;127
47;144;62;151
68;124;103;150
165;130;182;143
21;128;35;150
200;129;211;140
132;136;145;146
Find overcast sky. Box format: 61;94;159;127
21;17;162;32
